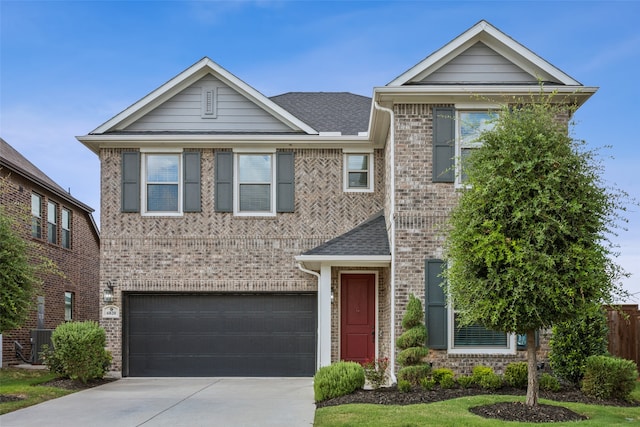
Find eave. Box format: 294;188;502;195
294;255;391;271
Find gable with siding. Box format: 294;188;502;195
125;74;297;133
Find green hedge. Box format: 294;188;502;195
313;361;365;402
581;355;638;400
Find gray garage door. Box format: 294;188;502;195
123;293;316;377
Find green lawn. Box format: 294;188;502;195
0;368;73;415
315;384;640;427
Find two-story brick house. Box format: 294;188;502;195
0;138;100;366
78;21;596;378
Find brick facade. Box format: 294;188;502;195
0;170;100;365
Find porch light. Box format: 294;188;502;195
103;281;115;303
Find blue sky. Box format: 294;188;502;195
2;0;639;301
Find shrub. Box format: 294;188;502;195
539;373;561;392
581;355;638;400
396;327;427;349
440;375;456;389
472;366;502;390
420;377;436;390
397;346;428;366
363;357;389;389
457;375;474;388
42;321;111;383
549;303;609;385
397;364;431;386
398;380;412;393
431;368;455;384
504;362;528;388
313;361;365;402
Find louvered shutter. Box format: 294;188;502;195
425;259;448;349
432;107;455;183
215;152;233;212
276;151;295;212
121;152;140;213
183;151;201;212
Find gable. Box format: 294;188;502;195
124;74;294;133
419;42;540;85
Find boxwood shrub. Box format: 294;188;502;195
504;362;528;388
581;355;638;400
313;361;365;402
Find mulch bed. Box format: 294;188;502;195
316;385;638;423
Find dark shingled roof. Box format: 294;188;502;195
303;211;389;256
270;92;371;136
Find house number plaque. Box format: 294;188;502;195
102;305;120;319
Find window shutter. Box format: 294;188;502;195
425;259;448;349
432;107;455;183
121;152;140;213
183;151;201;212
215;151;233;212
276;151;295;212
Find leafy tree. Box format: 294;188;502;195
0;174;60;333
443;92;628;406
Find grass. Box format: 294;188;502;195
315;383;640;427
0;368;73;415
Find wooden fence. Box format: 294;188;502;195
605;304;640;370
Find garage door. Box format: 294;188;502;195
123;293;316;377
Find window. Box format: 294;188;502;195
47;201;57;244
61;208;71;249
457;110;497;183
343;151;374;192
31;193;42;238
64;292;74;321
142;152;182;215
234;152;276;216
448;307;515;354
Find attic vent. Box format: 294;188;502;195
201;86;217;119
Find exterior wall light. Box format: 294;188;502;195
103;281;115;303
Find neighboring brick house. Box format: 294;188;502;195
77;21;596;377
0;138;100;366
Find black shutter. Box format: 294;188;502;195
121;152;140;213
276;151;295;213
433;107;455;183
425;259;448;349
183;151;201;212
215;151;233;212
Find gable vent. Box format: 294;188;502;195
201;86;217;118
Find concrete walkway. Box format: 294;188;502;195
0;377;315;427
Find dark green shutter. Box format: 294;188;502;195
183;152;201;212
425;259;448;349
276;151;295;212
121;152;140;213
432;107;455;183
215;151;233;212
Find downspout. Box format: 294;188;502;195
297;262;322;370
374;102;397;383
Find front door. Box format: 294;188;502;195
340;274;375;363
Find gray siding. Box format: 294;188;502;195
421;42;537;84
125;75;294;132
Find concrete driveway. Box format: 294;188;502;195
0;377;315;427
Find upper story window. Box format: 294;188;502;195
343;150;374;192
31;193;42;238
141;151;182;215
234;152;276;216
457;109;497;184
61;208;71;249
47;201;58;244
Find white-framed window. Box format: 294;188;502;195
64;291;74;321
47;201;58;244
456;107;498;185
61;208;71;249
234;150;276;216
343;149;374;192
141;149;183;216
31;193;42;238
447;304;516;354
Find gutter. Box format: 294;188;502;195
297;262;322;371
373;102;397;384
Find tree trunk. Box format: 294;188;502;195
525;329;539;406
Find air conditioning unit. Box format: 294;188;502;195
30;329;53;364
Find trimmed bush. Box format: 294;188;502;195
313;361;365;402
539;373;561;392
581;355;638;400
396;327;427;349
549;303;609;385
397;347;429;366
398;379;412;393
432;368;455;385
420;377;436;390
397;364;431;386
457;375;474;388
504;362;528;388
439;375;456;389
396;294;431;385
472;365;502;390
42;321;111;383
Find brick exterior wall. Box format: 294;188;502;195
390;104;549;375
99;147;385;372
1;171;100;365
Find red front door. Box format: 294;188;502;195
340;274;375;363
